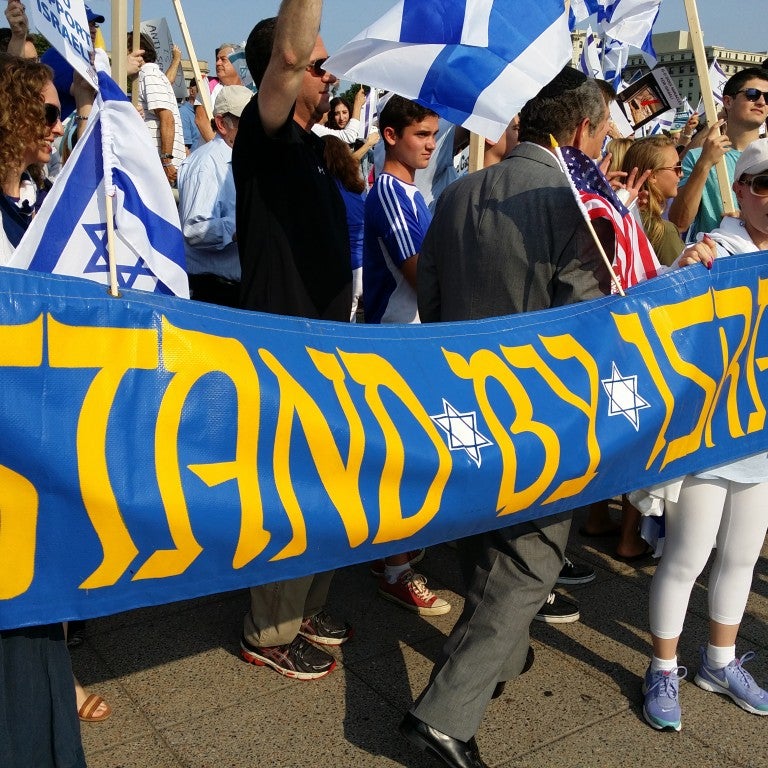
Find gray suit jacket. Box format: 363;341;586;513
417;141;611;322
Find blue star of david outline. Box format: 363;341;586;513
82;222;155;289
430;399;493;468
600;361;650;431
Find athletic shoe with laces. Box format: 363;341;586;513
556;557;596;585
240;635;336;680
369;548;426;578
298;610;353;646
378;569;451;615
694;647;768;715
533;591;580;623
642;664;687;731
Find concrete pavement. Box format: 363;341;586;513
73;508;768;768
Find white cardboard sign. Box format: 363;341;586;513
28;0;97;87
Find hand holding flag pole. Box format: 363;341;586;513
550;135;626;298
683;0;735;215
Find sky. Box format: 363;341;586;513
89;0;767;66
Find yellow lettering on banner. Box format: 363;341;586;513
339;351;451;544
258;348;368;561
612;311;676;469
47;317;157;589
647;294;717;467
703;286;752;446
503;335;601;503
444;348;558;516
0;317;43;598
153;318;268;575
0;466;39;599
746;277;768;433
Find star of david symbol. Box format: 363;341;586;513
430;399;492;467
82;222;155;289
601;361;650;431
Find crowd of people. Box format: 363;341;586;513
2;1;768;766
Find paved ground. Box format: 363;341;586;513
73;508;768;768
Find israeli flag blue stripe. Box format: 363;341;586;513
400;0;467;44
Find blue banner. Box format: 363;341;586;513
1;255;768;629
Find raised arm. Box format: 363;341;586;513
257;0;323;136
668;121;731;231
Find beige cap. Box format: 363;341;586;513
213;85;253;118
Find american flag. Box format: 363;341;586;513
560;146;660;292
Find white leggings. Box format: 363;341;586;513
649;475;768;639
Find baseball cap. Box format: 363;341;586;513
735;138;768;179
85;6;106;24
213;85;253;118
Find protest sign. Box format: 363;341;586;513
141;17;186;99
28;0;97;87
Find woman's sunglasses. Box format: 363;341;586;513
44;103;61;127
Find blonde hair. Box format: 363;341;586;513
605;137;634;174
622;135;678;253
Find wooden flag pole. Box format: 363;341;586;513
111;0;129;93
131;0;141;107
468;133;485;173
171;0;212;120
104;195;120;297
683;0;736;215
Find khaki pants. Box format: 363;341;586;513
243;571;334;648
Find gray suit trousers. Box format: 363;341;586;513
411;512;572;741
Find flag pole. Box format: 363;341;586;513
131;0;142;108
468;133;485;173
110;0;128;93
104;195;120;297
683;0;736;215
171;0;212;120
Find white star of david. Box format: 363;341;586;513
430;399;493;467
601;361;650;431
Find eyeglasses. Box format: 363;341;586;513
306;57;328;77
657;164;683;175
735;88;768;103
739;174;768;197
44;103;61;127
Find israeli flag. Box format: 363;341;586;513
708;58;729;107
597;0;660;65
579;24;603;79
324;0;572;141
9;72;189;297
601;36;629;89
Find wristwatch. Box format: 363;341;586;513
160;153;173;159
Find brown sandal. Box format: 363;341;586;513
78;693;112;722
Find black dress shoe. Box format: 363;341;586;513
399;712;488;768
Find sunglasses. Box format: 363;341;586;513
44;103;61;127
739;174;768;197
736;88;768;103
306;57;328;77
657;164;683;174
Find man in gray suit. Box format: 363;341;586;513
399;68;614;768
